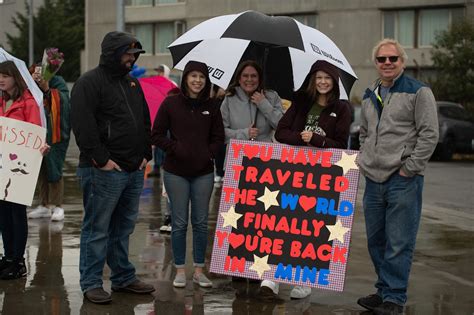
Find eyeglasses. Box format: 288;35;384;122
376;56;400;63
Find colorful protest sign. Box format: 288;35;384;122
0;117;46;206
210;139;360;291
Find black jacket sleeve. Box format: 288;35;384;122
151;98;177;153
137;81;153;162
70;74;110;167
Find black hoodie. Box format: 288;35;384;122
70;31;152;171
151;61;225;177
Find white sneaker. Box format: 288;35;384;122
290;285;312;299
51;207;65;221
260;280;279;294
28;205;51;219
214;176;223;183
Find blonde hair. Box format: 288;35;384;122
372;38;408;63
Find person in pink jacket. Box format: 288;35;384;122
0;60;47;279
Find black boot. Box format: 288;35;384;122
0;258;27;280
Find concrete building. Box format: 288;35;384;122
0;0;43;51
85;0;474;99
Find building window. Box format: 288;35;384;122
125;0;183;6
132;24;153;54
127;21;186;54
155;22;174;53
383;7;464;47
291;14;318;29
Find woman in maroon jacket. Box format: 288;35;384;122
264;60;351;300
152;61;224;289
275;60;351;149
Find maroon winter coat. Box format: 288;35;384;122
275;60;351;149
151;61;225;177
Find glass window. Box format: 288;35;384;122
133;24;153;54
383;11;414;47
383;12;395;39
419;8;464;46
419;9;449;46
383;8;464;48
155;22;174;53
157;0;179;3
126;0;153;6
398;11;414;47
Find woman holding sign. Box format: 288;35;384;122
0;60;48;280
260;60;351;299
152;61;224;288
220;60;283;143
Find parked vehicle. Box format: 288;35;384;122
348;102;474;161
435;101;474;160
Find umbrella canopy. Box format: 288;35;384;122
169;10;357;100
0;48;46;127
139;75;177;126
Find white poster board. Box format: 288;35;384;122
0;117;46;206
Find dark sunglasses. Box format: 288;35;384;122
376;56;400;63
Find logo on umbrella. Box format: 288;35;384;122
311;43;322;55
208;66;225;80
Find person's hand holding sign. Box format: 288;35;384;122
300;131;313;143
249;125;259;140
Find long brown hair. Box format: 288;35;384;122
305;71;338;105
226;60;265;96
0;60;28;101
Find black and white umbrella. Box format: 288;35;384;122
168;11;357;100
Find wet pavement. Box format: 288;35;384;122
0;141;473;314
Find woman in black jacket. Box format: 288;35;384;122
152;61;224;289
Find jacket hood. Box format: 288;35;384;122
296;60;341;101
180;61;211;100
99;31;144;76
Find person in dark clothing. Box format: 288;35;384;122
152;61;225;289
265;60;351;300
275;60;351;150
70;31;155;304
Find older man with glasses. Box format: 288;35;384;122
357;39;439;315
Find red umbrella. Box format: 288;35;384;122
139;76;177;126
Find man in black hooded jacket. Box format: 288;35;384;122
71;31;154;304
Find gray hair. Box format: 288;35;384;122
372;38;408;63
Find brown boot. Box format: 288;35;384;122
84;287;112;304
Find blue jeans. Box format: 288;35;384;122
153;146;165;171
77;167;144;292
363;172;424;305
163;171;214;268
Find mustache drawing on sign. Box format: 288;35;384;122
2;152;30;200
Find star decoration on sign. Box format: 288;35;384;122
220;205;242;229
335;151;358;175
249;254;271;278
326;220;350;243
257;187;280;211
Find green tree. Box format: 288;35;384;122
7;0;84;81
431;20;474;113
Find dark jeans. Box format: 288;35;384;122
363;172;424;305
77;167;144;292
0;200;28;260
